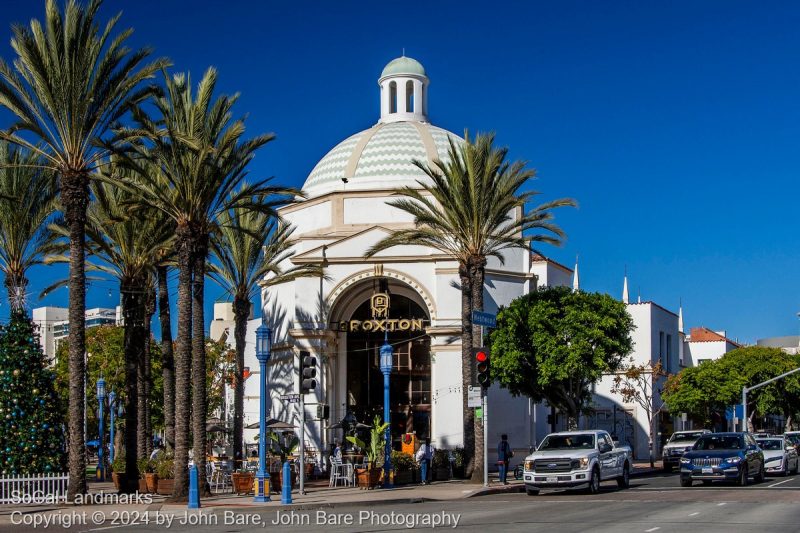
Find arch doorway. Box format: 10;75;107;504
345;292;431;448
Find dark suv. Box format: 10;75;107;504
679;432;765;487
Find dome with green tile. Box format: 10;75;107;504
380;56;427;79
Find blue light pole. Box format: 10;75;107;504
254;322;272;503
379;332;393;489
108;391;116;463
96;377;107;482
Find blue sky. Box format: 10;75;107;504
1;0;798;343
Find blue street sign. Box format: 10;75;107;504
725;405;744;421
472;310;497;328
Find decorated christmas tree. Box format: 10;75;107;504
0;311;66;475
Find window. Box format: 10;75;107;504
665;334;672;373
389;82;397;113
406;80;414;112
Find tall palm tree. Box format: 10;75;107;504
366;131;575;481
0;141;57;310
47;177;174;493
209;203;319;466
0;0;166;497
118;68;295;497
156;260;175;451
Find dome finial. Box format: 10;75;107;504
402;47;405;57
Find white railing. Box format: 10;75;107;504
0;473;68;504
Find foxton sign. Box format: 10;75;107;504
338;292;426;332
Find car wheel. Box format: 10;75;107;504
679;476;692;487
754;463;765;483
738;465;748;487
588;467;601;494
526;488;539;496
617;463;630;489
701;480;712;485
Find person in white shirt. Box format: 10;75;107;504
416;438;434;485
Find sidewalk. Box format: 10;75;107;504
0;461;663;521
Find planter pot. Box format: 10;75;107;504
355;468;382;490
138;478;147;493
231;472;255;495
394;470;413;485
112;472;125;490
433;467;450;481
452;465;466;479
156;478;174;496
144;473;159;493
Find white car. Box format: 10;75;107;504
522;430;632;495
662;430;711;472
756;437;799;476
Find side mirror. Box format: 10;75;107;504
747;444;757;451
599;443;612;453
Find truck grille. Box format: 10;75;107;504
692;458;722;467
533;459;577;473
668;448;686;456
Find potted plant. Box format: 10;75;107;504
355;416;389;489
432;449;451;481
451;447;468;479
137;458;152;493
155;454;175;495
390;451;415;485
231;469;255;495
111;455;127;490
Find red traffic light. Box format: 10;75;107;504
475;351;488;362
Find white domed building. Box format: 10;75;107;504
230;56;573;465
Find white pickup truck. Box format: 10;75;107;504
522;429;632;495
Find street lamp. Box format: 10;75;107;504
254;322;272;503
108;391;117;463
96;376;107;482
379;332;393;489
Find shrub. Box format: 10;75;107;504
111;454;126;473
451;446;467;468
432;449;450;469
154;454;175;479
391;451;415;471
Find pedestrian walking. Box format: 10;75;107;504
497;434;513;484
416;438;434;485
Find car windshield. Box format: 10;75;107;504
694;436;744;450
757;439;783;451
786;435;800;445
539;434;595;450
669;432;705;443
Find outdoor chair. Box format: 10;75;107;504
329;456;352;487
209;460;231;493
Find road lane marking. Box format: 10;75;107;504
645;528;660;532
688;512;700;516
717;502;727;506
767;478;795;488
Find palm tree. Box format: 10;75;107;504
209;202;319;466
118;68;295;497
156;260;175;451
366;131;575;481
0;0;166;497
0;141;57;310
47;177;174;492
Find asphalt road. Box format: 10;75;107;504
4;472;800;533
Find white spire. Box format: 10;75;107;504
678;300;684;333
622;269;629;304
637;287;641;304
572;255;580;292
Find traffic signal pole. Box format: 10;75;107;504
299;390;306;495
481;325;488;487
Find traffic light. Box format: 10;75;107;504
316;403;330;420
299;350;317;394
472;347;490;389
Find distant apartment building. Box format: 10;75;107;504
756;335;800;355
683;327;740;365
32;306;120;359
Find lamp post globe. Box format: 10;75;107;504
380;332;393;488
96;377;107;482
254;322;272;502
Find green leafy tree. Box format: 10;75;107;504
490;286;633;429
0;311;65;475
0;0;166;497
662;362;730;429
0;142;57;310
367;131;575;480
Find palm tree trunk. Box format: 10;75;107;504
122;282;145;493
172;227;193;499
137;283;147;458
469;259;487;483
62;171;87;500
158;265;175;452
192;233;209;495
232;294;249;468
459;264;476;480
144;284;156;456
4;271;26;311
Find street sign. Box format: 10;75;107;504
281;394;300;404
468;386;482;408
471;310;497;328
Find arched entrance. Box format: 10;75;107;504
336;280;432;449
